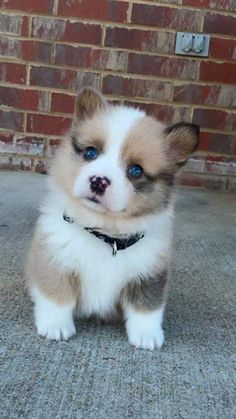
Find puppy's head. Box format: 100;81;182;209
52;87;199;219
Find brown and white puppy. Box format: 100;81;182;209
26;87;199;350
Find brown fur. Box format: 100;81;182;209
72;111;109;152
118;116;176;216
120;269;170;312
122;116;168;176
75;87;106;120
164;122;199;167
26;228;79;305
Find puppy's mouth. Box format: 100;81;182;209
82;196;105;212
87;196;100;204
82;196;126;215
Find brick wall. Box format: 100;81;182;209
0;0;235;190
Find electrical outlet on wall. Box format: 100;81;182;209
175;32;210;57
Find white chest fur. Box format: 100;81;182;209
38;197;173;317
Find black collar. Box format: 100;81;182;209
63;212;144;256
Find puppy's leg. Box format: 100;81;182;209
31;287;76;341
26;238;78;341
122;269;169;350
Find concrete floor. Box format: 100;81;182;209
0;171;236;419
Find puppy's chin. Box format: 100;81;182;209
81;197;106;213
80;197;127;216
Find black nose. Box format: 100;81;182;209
89;176;111;196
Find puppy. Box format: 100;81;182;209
26;87;199;350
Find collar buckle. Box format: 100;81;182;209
63;212;74;224
112;240;118;257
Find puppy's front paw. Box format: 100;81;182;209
127;326;164;350
125;305;165;350
36;317;76;341
32;287;76;341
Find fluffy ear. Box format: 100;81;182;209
75;87;107;120
164;122;199;168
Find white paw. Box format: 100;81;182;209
125;305;165;350
127;326;164;350
36;318;76;341
31;287;76;341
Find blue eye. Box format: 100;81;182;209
83;147;98;161
128;164;143;179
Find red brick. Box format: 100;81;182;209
26;114;72;135
186;0;236;10
45;139;62;157
159;0;181;3
0;14;28;36
55;45;126;72
193;109;236;131
0;110;24;131
208;0;236;11
0;13;19;35
64;21;102;45
0;62;27;84
0;86;40;110
0;135;46;156
51;93;75;114
30;65;57;87
57;0;128;23
32;17;102;45
183;155;204;174
204;13;236;36
0;38;52;63
132;4;201;31
103;75;172;101
31;17;65;40
199;132;236;154
0;133;13;144
1;0;53;13
231;139;236;155
15;136;45;156
30;66;100;92
0;133;14;153
210;38;236;61
37;91;51;113
0;155;33;171
178;173;205;188
105;27;175;54
200;62;236;84
204;155;236;176
173;84;236;108
128;53;198;80
0;38;19;59
205;155;233;163
21;16;29;36
182;0;209;6
178;172;228;190
22;41;52;63
124;101;191;124
183;154;236;177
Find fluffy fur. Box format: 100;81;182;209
26;87;199;350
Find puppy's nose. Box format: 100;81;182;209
89;176;111;196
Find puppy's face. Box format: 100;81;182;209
52;88;199;218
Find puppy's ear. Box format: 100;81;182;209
164;122;199;168
75;87;107;120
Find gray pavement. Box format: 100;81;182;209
0;171;236;419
